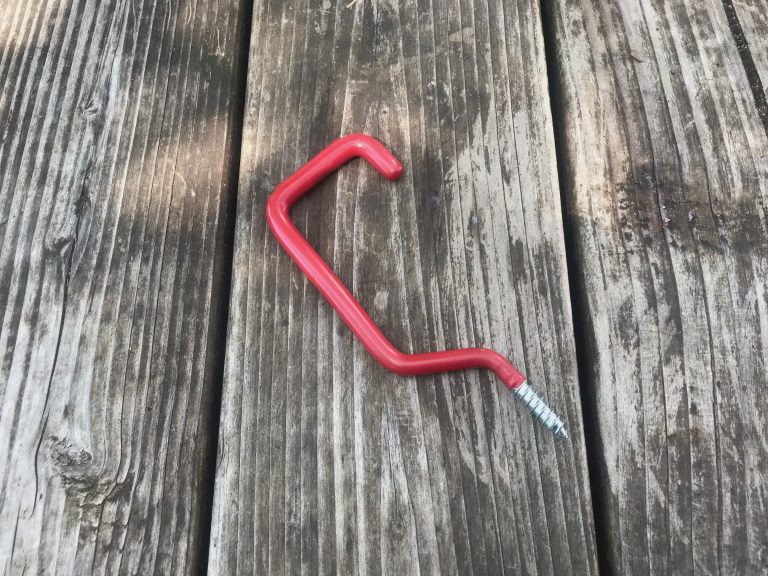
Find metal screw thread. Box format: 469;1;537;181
513;381;568;438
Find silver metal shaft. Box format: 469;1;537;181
513;381;568;438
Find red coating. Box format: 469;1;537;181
266;133;526;389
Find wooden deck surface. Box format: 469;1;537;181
547;0;768;573
1;0;766;574
0;0;245;571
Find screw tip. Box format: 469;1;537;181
513;382;569;438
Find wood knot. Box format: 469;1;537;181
80;98;101;120
44;231;76;258
50;439;94;485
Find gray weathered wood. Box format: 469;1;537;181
0;0;243;572
732;0;768;87
545;0;768;572
731;0;768;135
209;0;597;573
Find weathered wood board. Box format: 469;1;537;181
545;0;768;572
732;0;768;83
0;0;243;572
731;0;768;128
208;0;597;573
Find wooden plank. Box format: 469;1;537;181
730;0;768;127
0;0;244;572
208;0;597;573
731;0;768;82
544;0;768;572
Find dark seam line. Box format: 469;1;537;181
537;1;613;575
721;0;768;137
196;0;255;571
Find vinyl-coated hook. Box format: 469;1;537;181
266;134;567;438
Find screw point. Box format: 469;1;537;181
513;381;568;438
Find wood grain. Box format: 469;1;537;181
544;0;768;572
0;0;243;572
732;0;768;80
208;0;597;573
730;0;768;128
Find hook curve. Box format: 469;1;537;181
266;133;526;388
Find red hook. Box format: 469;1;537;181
266;134;567;438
